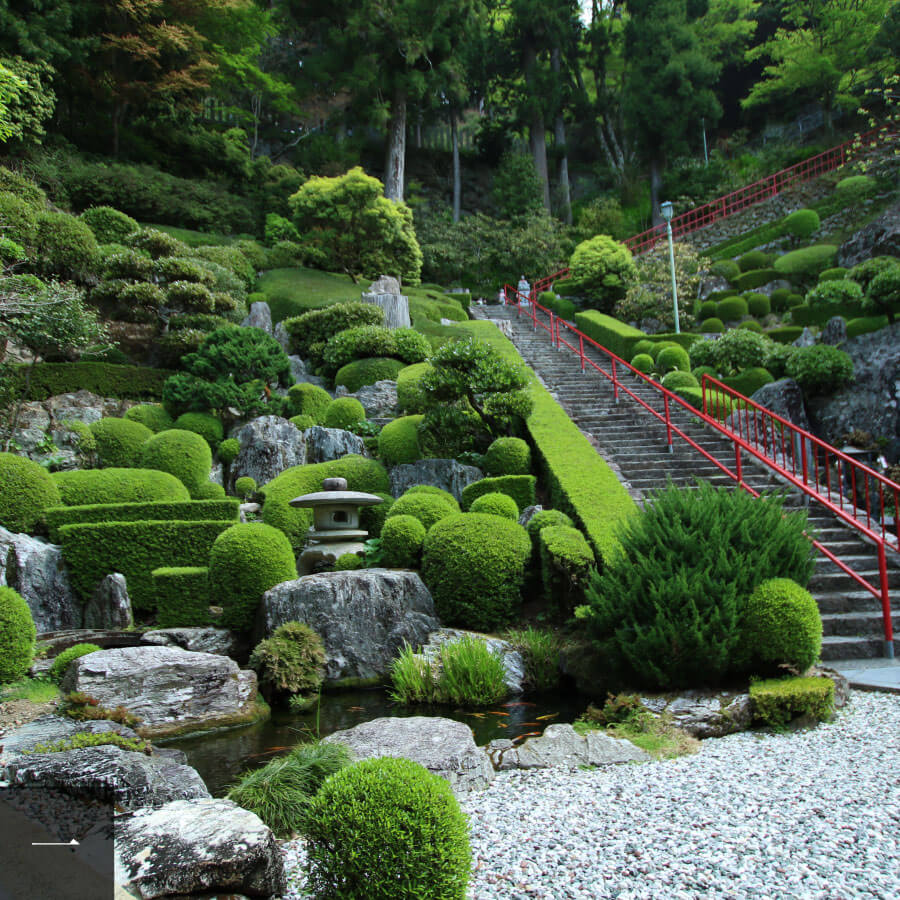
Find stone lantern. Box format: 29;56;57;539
290;477;383;575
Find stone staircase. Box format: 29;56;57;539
474;305;900;662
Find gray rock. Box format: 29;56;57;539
259;570;439;685
820;316;847;346
0;527;81;632
209;462;223;486
240;300;273;335
288;354;307;382
2;746;209;810
699;275;731;301
324;716;494;793
639;691;752;739
361;278;410;329
275;321;291;351
0;714;139;765
367;275;401;295
63;646;259;737
513;724;650;769
389;458;483;502
793;327;816;347
304;425;367;464
115;798;285;899
82;573;133;630
838;201;900;267
336;380;400;419
140;627;236;657
812;666;850;708
229;415;306;490
518;504;544;527
421;628;525;694
485;738;520;771
750;378;810;430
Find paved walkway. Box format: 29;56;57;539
830;657;900;693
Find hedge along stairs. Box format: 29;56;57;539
472;305;900;662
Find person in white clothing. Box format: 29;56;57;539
517;275;530;306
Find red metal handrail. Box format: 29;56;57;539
500;290;897;657
624;127;895;255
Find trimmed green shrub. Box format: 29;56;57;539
700;317;724;333
52;468;190;507
648;341;677;362
539;524;595;609
580;481;815;689
89;417;152;468
381;514;427;568
288;414;316;430
282;302;384;360
393;329;432;364
745;293;771;317
568;235;637;312
712;328;770;373
731;268;780;292
59;519;231;610
738;250;771;272
387;491;458;530
218;437;240;466
461;475;536;513
722;367;774;397
691;365;717;381
323;397;365;430
49;643;102;685
403;485;460;509
174;412;224;449
738;320;764;332
234;476;258;500
483;436;531;476
332;553;363;571
0;452;61;534
16;362;174;402
287;383;332;423
835;175;875;204
547;295;576;320
194;482;226;499
0;192;38;245
765;326;803;345
79;207;139;244
250;622;325;699
774;246;838;281
661;371;699;391
819;267;848;282
208;523;298;633
124;404;174;433
716;296;749;321
742;578;821;674
526;508;574;545
782;208;820;239
750;676;834;727
698;300;718;320
139;429;213;498
335;357;406;392
770;288;793;312
846;316;889;339
377;415;423;467
574;310;646;360
303;757;471;900
711;259;740;281
360;492;394;538
396;362;432;413
35;212;99;280
323;325;396;371
863;266;900;323
786;345;854;395
656;345;690;374
630;353;654;374
849;256;899;292
632;339;654;357
469;491;519;520
806;279;863;310
0;587;36;684
153;566;211;627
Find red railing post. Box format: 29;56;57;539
579;334;585;372
664;393;673;451
612;358;619;403
735;443;743;486
878;543;895;657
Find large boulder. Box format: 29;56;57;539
287;354;328;388
82;573;133;630
638;690;752;739
389;458;483;502
421;628;525;694
750;378;810;430
838;201;900;267
304;425;367;464
335;380;400;419
62;646;263;738
240;300;273;335
259;569;439;685
115;798;285;899
324;716;494;793
361;276;410;329
228;415;306;490
0;527;81;632
140;627;236;656
820;316;847;347
0;714;139;765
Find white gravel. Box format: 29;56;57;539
281;690;900;899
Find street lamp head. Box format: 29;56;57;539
660;201;674;222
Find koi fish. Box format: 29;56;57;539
502;701;536;708
536;713;558;721
347;706;365;712
488;711;510;717
466;712;486;718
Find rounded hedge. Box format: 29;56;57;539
774;245;837;280
139;429;213;498
333;553;364;571
377;415;423;467
656;345;690;374
698;300;718;320
782;208;820;239
711;259;741;281
483;437;531;476
649;341;677;362
403;485;460;510
700;317;724;333
208;523;298;632
218;437;240;466
174;412;224;449
396;362;432;413
323;397;365;430
335;357;406;393
819;267;848;282
386;492;458;531
234;476;257;499
360;491;393;538
35;212;99;280
49;642;102;685
742;578;821;674
124;404;174;433
745;293;771;317
806;279;864;309
194;481;226;499
661;371;699;391
422;512;531;631
770;288;793;312
0;192;38;245
289;414;317;430
691;365;717;381
0;586;36;684
738;320;764;332
716;296;749;322
79;206;140;244
304;757;471;900
288;383;332;423
52;467;190;506
738;251;772;273
630;353;654;374
835;175;875;204
0;452;61;534
381;514;427;568
526;508;574;544
469;492;519;521
89;417;153;468
632;339;654;357
785;345;854;396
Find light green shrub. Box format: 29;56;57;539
377;415;423;467
469;492;519;520
335;357;406;392
288;383;332;423
711;259;741;281
124;404;174;433
786;345;854;395
630;352;654;373
818;267;848;282
806;279;864;310
483;436;531;476
461;475;536;512
0;452;61;533
396;362;432;413
153;566;210;627
381;514;427;568
89;417;152;468
835;175;875;204
661;371;699;391
79;207;139;244
656;345;690;374
386;491;457;530
250;621;325;699
738;250;771;272
774;246;838;281
716;296;749;321
745;293;771;317
289;414;317;430
700;317;724;333
0;587;36;684
49;643;102;685
323;397;365;430
782;208;820;239
174;412;224;449
217;437;240;465
568;235;637;312
234;476;257;499
525;508;574;547
139;429;213;498
194;482;226;499
750;676;834;727
539;524;595;609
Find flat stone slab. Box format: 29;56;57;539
115;798;285;899
140;627;235;657
0;714;139;765
637;691;752;739
324;715;495;793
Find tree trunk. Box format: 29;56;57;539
451;110;461;223
384;85;407;202
551;49;572;225
524;45;551;213
650;157;664;225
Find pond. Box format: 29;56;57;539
165;686;591;796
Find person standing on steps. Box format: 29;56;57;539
517;274;531;306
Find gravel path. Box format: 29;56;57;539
282;690;900;899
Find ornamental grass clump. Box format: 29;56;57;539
249;622;326;702
504;627;561;692
438;635;508;706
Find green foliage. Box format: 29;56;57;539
769;288;794;312
806;279;864;310
124;404;174;433
49;643;101;685
0;192;38;245
483;436;531;476
381;515;426;568
250;622;325;699
539;525;595;609
774;246;838;281
849;256;899;292
574;310;646;360
786;345;854;395
711;329;770;374
422;512;530;631
153;566;210;627
750;677;834;727
846;316;889;339
863;266;900;322
58;692;140;727
656;345;691;374
173;412;224;449
388;644;438;703
469;492;519;521
139;429;213;498
546;295;576;320
722;367;775;397
716;296;748;322
819;267;848;282
335;357;405;392
288;383;332;423
711;259;741;281
579;482;815;689
360;492;394;538
0;586;35;684
79;207;139;244
59;519;232;611
234;476;257;500
745;293;771;317
0;452;61;533
264;212;301;246
303;757;471;899
282;302;384;363
661;371;699;391
731;267;781;292
288;415;316;431
396;362;432;413
217;437;240;466
700;317;724;333
568;235;637;312
835;175;875;204
416;405;489;459
698;300;718;320
208;523;298;633
387;492;458;531
503;627;561;692
782;208;820;239
323;397;365;430
461;475;536;513
631;352;654;373
227;741;352;840
332;553;363;571
89;417;152;468
377;415;423;467
492;153;544;218
738;251;771;273
34;212;99;281
26;732;150;755
438;635;508;707
194;482;225;500
526;509;574;546
574;195;626;242
52;467;190;507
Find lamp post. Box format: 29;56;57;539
660;201;679;334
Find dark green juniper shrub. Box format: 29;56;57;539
578;481;815;689
249;622;326;701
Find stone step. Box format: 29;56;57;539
814;589;884;615
820;610;899;637
820;635;897;661
809;568;900;591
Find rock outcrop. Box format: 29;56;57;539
82;573;133;630
389;458;483;502
838;201;900;267
228;415;306;490
304;426;367;463
335;380;400;419
140;627;235;656
638;691;752;739
240;300;273;334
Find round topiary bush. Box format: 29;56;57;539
403;485;460;509
0;192;39;245
288;383;332;423
632;339;654;357
0;586;36;684
304;757;471;900
377;415;423;467
323;397;365;430
630;353;654;374
774;245;838;281
89;418;153;468
526;508;574;545
386;492;457;531
79;206;140;244
738;320;764;332
289;414;317;430
649;341;677;362
716;296;749;322
332;552;363;571
568;234;637;312
194;482;226;499
360;492;393;538
335;357;406;392
174;412;224;449
396;362;432;413
742;578;821;674
711;328;770;373
700;317;724;333
691;365;717;381
208;523;298;632
698;300;718;320
483;436;531;476
770;288;793;312
124;404;174;433
234;476;257;499
51;468;189;506
661;371;699;391
818;267;848;283
806;279;864;310
469;491;519;521
785;345;854;396
738;251;771;273
656;345;690;374
745;293;771;317
35;212;99;280
0;452;62;534
422;512;531;631
249;621;325;699
49;642;102;685
782;208;820;240
139;429;213;498
218;437;240;466
381;514;427;568
835;175;875;204
711;259;741;281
